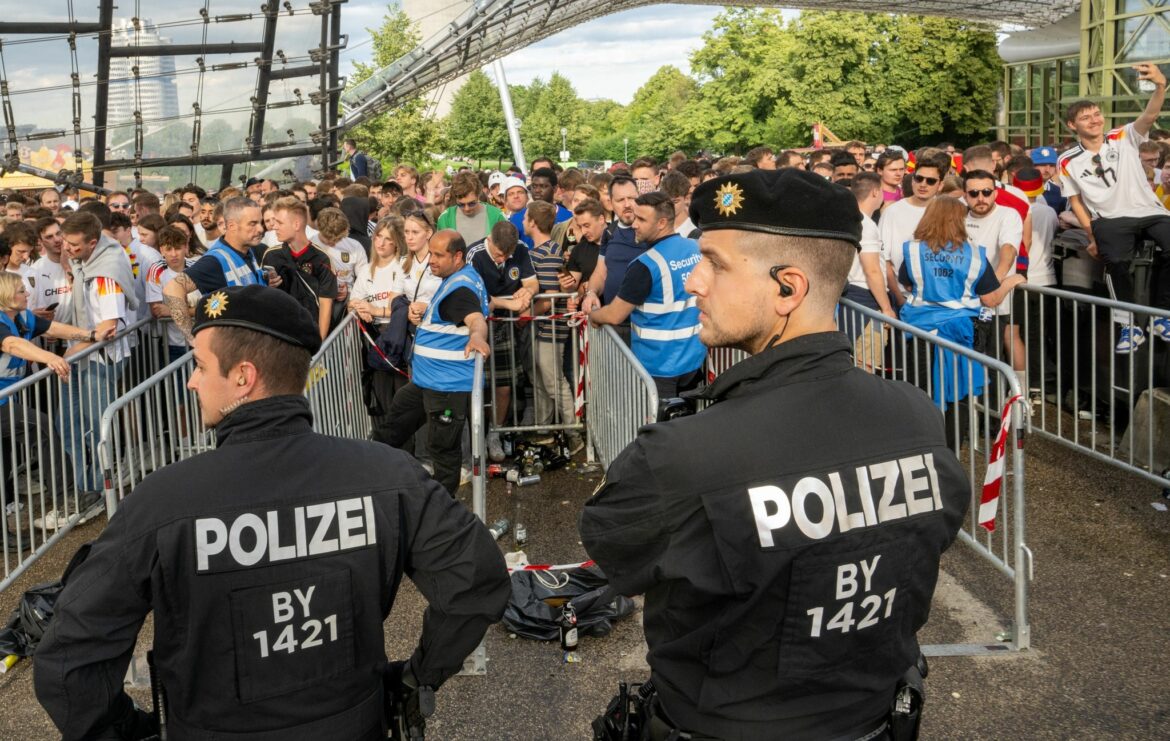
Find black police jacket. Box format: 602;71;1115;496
34;395;510;740
579;332;970;741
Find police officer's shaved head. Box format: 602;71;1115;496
686;169;862;353
189;286;320;426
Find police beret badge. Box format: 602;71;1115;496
714;182;745;216
203;291;229;318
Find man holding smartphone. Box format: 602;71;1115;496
1059;61;1170;350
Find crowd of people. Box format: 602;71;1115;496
2;70;1169;530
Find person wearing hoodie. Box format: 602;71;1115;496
340;195;372;255
57;211;138;511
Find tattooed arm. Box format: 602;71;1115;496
163;273;198;342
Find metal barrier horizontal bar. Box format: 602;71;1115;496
1011;284;1170;489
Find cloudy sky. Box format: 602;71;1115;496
2;1;734;140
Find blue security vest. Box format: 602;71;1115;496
629;235;705;378
898;240;990;405
412;264;489;392
207;239;265;287
0;310;37;407
898;240;988;328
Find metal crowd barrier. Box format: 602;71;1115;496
99;314;371;520
1;317;165;593
306;313;371;442
837;298;1031;653
99;350;210;517
1006;284;1170;489
585;324;659;470
486;293;586;439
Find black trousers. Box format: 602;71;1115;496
1091;214;1170;310
382;382;468;495
653;369;702;401
368;369;408;448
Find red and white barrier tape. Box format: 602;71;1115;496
575;319;588;418
978;394;1021;532
508;558;595;574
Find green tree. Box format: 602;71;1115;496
344;5;444;171
682;8;1000;151
619;65;700;159
445;69;510;162
520;72;584;161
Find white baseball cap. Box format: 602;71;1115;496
501;176;528;195
487;171;506;189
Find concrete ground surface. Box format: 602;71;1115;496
0;433;1167;740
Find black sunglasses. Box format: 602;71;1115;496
1092;153;1106;178
966;188;995;198
913;174;939;185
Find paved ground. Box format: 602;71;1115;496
1;430;1167;739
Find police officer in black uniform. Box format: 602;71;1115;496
34;285;511;740
580;169;971;741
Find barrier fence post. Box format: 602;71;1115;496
461;354;488;676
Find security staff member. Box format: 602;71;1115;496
585;192;705;399
580;169;971;741
383;229;490;495
34;285;510;740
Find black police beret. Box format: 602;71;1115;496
690;168;862;250
193;285;322;354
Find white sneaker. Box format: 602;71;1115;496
421;461;435;476
35;508;77;531
4;501;24;517
460;466;473;486
487;432;505;462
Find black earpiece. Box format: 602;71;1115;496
770;265;794;297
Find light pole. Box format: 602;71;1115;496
623;137;629;162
